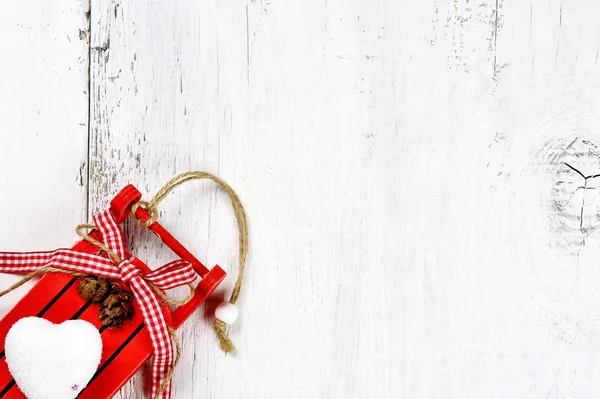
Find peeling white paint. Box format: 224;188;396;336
3;0;600;398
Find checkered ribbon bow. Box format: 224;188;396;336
0;209;197;399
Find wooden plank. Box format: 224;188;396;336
92;0;600;398
90;1;247;397
0;2;89;316
488;2;600;398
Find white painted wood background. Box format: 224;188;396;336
2;0;600;397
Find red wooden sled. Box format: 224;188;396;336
0;185;226;398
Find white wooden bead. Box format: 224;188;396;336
215;302;238;324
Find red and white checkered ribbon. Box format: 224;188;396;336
0;209;196;399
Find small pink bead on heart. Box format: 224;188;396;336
71;384;80;392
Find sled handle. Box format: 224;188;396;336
109;185;226;327
110;185;210;277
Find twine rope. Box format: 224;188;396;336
133;172;249;353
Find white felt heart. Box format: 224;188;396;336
5;317;102;399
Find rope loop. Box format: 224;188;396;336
132;172;248;352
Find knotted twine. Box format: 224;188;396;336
0;171;248;398
131;172;248;353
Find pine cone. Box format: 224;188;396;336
78;276;135;328
77;276;111;303
99;283;134;328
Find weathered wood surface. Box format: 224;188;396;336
4;0;600;397
0;1;89;316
